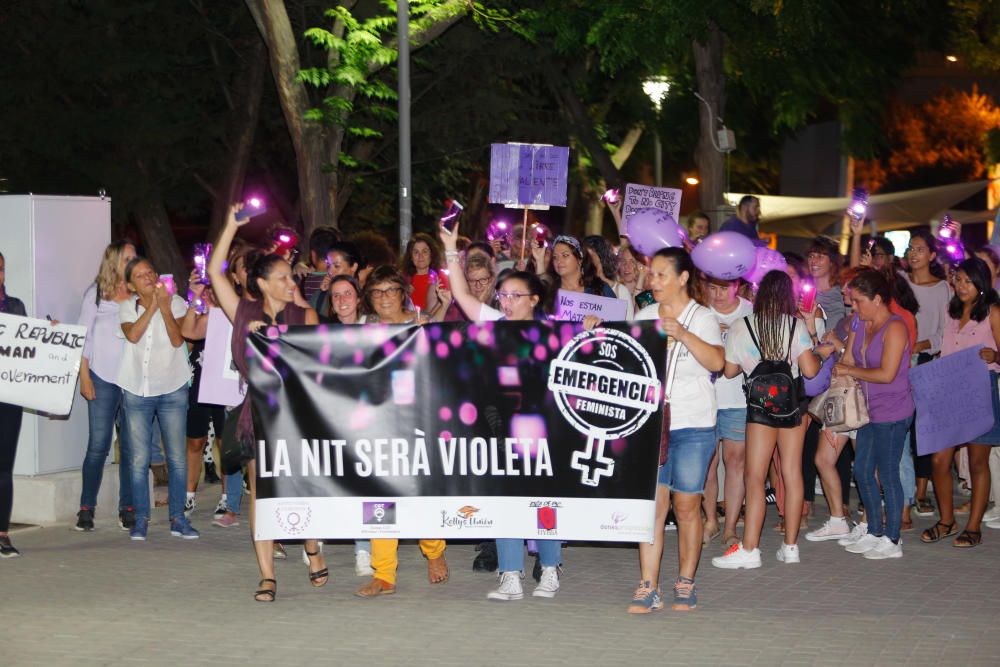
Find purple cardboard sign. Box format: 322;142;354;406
910;346;994;455
489;143;569;208
555;289;628;322
198;308;246;407
622;183;682;227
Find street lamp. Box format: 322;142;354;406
643;76;670;187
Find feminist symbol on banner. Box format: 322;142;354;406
548;328;662;486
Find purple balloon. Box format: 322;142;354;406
743;246;788;284
691;231;757;280
626;208;687;256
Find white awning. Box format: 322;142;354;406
726;181;990;238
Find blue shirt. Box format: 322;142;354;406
720;215;766;246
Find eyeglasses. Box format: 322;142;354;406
497;292;531;302
369;286;403;298
468;277;492;288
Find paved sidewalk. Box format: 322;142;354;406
4;490;1000;666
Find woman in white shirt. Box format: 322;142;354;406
118;257;197;542
441;226;559;602
713;270;822;570
75;240;137;532
628;248;724;614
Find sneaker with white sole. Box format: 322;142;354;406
487;571;524;601
213;497;228;519
984;506;1000;523
532;565;560;598
355;549;375;577
987;518;1000;530
837;522;868;546
806;516;851;542
864;535;903;559
711;542;762;569
845;532;882;554
776;543;800;563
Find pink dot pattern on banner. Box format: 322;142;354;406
449;330;463;347
435;342;449;358
268;342;280;359
440;430;452;441
459;402;478;425
548;334;560;351
533;344;547;361
439;406;452;421
631;325;642;339
319;343;332;365
415;334;431;355
402;351;415;364
266;326;280;339
261;357;274;373
610;438;627;455
382;341;397;356
353;349;365;365
350;401;375;430
527;328;540;342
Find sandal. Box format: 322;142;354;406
953;530;982;548
702;526;721;546
354;577;396;598
254;578;277;602
427;554;449;584
920;521;958;543
305;550;329;587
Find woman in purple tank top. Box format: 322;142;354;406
833;271;913;560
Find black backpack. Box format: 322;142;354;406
742;316;802;427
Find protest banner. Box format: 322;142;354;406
489;143;569;209
197;308;245;407
0;312;85;414
622;183;682;226
910;346;994;455
248;320;666;542
554;289;628;323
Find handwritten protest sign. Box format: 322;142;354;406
910;346;994;455
198;308;245;407
555;290;628;323
622;183;682;226
489;143;569;209
0;312;85;414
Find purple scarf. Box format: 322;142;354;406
232;298;307;446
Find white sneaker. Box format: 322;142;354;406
837;522;868;546
776;543;800;563
806;516;850;542
986;518;1000;530
302;541;323;565
845;532;882;554
355;549;375;577
864;535;903;559
213;497;228;518
487;571;524;601
532;565;560;598
711;542;762;569
983;506;1000;523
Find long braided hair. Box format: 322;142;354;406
752;270;798;360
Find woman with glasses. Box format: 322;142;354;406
439;225;559;601
905;230;952;516
430;254;496;322
355;265;447;597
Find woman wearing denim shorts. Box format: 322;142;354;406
627;248;724;613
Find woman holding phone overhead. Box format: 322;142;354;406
207;203;325;602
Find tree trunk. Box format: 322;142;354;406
135;196;188;293
207;40;268;243
692;22;726;221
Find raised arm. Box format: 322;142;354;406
208;204;246;323
439;225;482;320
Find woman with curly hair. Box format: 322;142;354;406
401;232;445;313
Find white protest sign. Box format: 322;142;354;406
198;308;246;407
555;290;628;322
622;183;682;226
0;312;86;414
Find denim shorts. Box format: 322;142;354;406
658;426;717;495
716;408;747;442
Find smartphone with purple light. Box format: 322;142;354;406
800;281;816;313
439;200;464;235
159;274;177;296
235;197;267;222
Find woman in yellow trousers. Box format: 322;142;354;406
355;539;448;596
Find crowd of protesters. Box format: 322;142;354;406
1;194;998;619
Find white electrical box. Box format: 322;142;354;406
717;128;736;153
0;195;111;475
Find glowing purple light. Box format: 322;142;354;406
278;233;291;243
248;197;262;209
602;188;620;204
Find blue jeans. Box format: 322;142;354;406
80;371;133;512
224;470;243;514
496;538;561;572
355;540;371;554
124;386;189;521
855;416;913;542
900;430;916;506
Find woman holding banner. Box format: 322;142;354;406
921;258;1000;548
75;240;138;532
628;247;724;613
0;251;27;558
207;205;326;602
533;235;617;315
440;225;559;601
